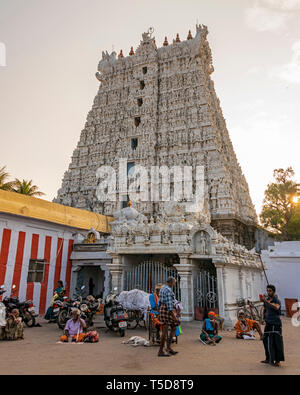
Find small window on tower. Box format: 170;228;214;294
140;80;145;90
142;67;148;74
137;98;143;107
131;138;138;150
134;117;141;127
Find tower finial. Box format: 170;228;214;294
129;46;135;56
187;30;193;40
163;36;168;46
119;49;124;58
175;33;181;43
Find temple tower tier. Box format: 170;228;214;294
55;25;258;249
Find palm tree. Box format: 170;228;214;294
0;166;15;191
12;179;45;197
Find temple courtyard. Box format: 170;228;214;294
1;316;299;375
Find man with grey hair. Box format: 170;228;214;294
60;308;86;342
157;277;179;357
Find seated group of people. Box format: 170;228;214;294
59;308;99;343
43;280;99;343
0;309;24;341
199;310;263;345
44;280;65;322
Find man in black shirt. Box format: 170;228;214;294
260;284;285;367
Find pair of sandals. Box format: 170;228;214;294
158;349;178;357
261;360;280;367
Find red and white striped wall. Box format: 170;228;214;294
0;214;75;315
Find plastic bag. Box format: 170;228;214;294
175;325;182;337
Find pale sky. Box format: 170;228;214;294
0;0;299;216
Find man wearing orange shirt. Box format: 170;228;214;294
236;311;263;340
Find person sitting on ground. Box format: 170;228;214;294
200;311;222;346
5;309;24;341
235;311;263;340
60;309;86;343
44;280;65;322
149;283;163;342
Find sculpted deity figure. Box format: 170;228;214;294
143;223;151;244
161;230;170;244
199;232;208;254
194;231;209;255
127;228;135;245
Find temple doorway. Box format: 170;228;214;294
76;266;105;298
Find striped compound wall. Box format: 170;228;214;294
0;214;75;315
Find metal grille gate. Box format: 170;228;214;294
194;271;218;309
124;261;180;300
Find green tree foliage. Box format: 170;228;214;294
0;166;15;191
12;179;44;197
260;167;300;240
288;206;300;240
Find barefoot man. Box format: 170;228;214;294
260;285;285;367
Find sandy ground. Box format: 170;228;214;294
0;316;299;375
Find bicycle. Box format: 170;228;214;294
236;298;263;323
126;309;146;329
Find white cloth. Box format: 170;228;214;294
0;302;6;327
242;330;255;340
116;289;151;318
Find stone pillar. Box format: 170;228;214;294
214;262;233;328
106;254;123;294
70;266;80;298
174;254;193;321
239;269;245;300
103;267;111;298
215;265;225;319
223;267;236;328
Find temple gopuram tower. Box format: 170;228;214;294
55;26;258;249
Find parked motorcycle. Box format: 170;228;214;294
1;285;36;327
104;289;128;337
18;300;36;327
2;285;19;315
51;298;66;323
80;295;101;328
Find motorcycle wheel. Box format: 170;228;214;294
119;328;125;337
24;311;35;327
57;310;68;329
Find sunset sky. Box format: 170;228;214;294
0;0;299;216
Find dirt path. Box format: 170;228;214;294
0;317;299;375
